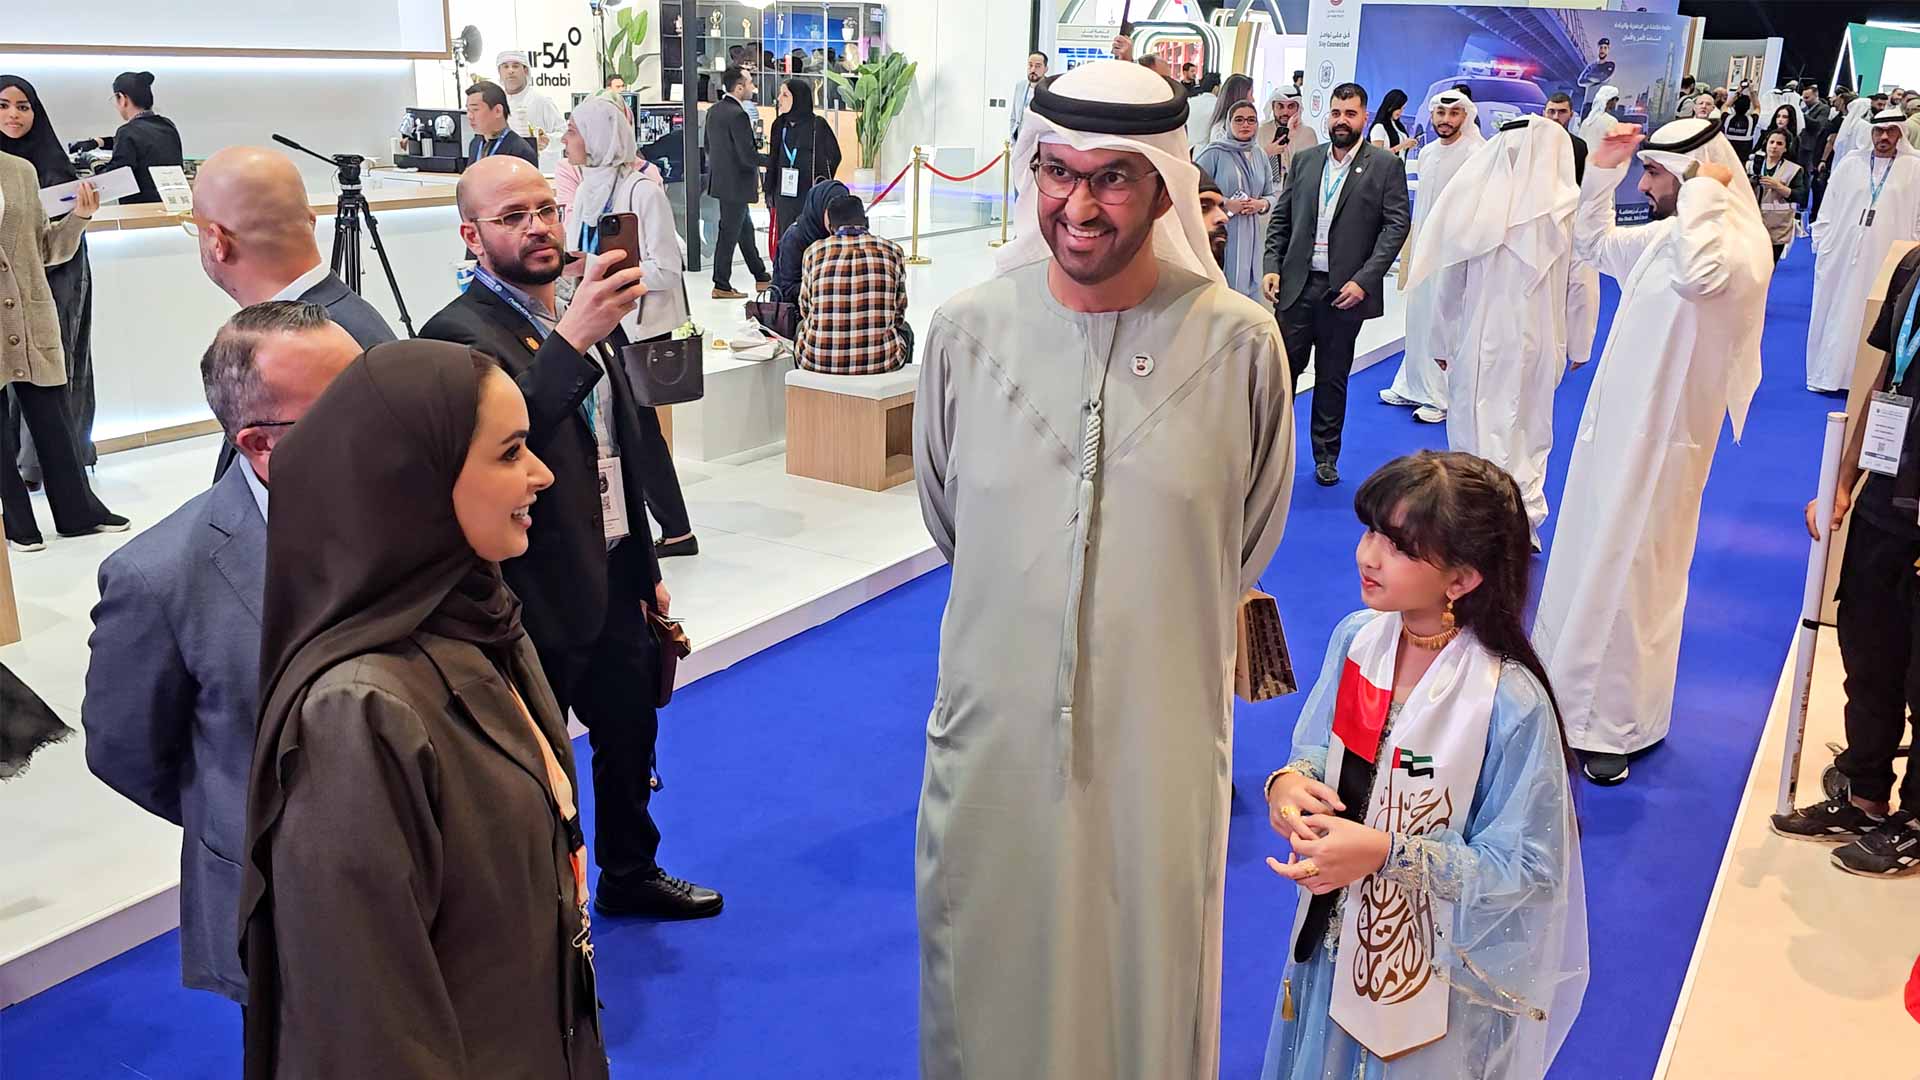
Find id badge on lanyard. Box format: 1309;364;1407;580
780;146;800;198
598;458;631;542
1867;280;1920;478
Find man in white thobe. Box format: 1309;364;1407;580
1532;117;1773;785
496;50;566;148
1409;117;1579;542
1547;91;1603;371
914;60;1294;1080
1805;110;1920;391
1380;89;1483;423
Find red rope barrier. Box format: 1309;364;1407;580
922;152;1008;183
869;159;916;206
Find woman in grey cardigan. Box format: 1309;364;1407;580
0;153;123;551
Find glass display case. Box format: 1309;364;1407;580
662;2;892;106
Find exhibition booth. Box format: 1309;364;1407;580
18;4;1920;1068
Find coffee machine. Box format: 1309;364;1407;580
396;108;468;173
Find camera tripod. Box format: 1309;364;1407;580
273;134;415;337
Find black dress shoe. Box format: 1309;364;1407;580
1314;462;1339;487
594;868;723;920
655;534;700;558
1581;751;1630;785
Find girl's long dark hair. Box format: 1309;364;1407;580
1354;452;1571;767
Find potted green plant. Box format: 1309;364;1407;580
597;6;651;91
825;51;919;191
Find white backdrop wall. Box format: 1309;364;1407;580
0;54;421;187
884;0;1034;183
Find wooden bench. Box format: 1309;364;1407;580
784;366;918;491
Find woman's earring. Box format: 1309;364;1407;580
1442;596;1457;632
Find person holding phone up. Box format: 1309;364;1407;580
420;153;724;921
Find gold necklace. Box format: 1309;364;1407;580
1402;599;1459;651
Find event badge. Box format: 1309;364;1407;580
781;167;801;198
597;458;632;542
1860;391;1911;476
1862;209;1876;228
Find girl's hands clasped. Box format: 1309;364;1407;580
1266;815;1392;895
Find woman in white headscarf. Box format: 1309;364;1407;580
554;90;664;216
560;96;695;547
1580;85;1621;145
1195;99;1276;301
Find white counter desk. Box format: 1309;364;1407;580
81;169;465;451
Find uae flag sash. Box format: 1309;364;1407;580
1323;611;1499;1061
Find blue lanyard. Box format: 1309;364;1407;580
576;187;620;256
784;146;798;168
482;134;506;158
471;266;552;340
1868;154;1895;209
1321;151;1351;212
1895;278;1920;389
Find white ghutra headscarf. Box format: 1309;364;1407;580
997;60;1224;285
1637;116;1774;439
1408;117;1578;292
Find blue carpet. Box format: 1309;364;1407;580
1;245;1828;1079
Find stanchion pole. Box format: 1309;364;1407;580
906;145;932;266
988;140;1012;249
1778;410;1850;816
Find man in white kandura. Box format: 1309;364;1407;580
1381;88;1484;424
1532;117;1773;785
1806;108;1920;392
495;50;565;150
1409;116;1579;544
913;59;1295;1080
1546;91;1603;372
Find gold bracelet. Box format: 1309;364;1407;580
1263;766;1299;800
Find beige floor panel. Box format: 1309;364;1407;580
1658;628;1920;1078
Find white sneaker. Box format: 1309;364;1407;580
1412;405;1447;424
1378;388;1415;407
7;537;47;553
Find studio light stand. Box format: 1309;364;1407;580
273;134;415;337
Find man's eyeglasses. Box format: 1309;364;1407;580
239;419;296;433
1030;159;1160;205
470;203;562;231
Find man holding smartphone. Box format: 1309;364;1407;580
421;155;724;919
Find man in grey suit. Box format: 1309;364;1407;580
1263;83;1410;485
82;302;360;1002
190;146;397;479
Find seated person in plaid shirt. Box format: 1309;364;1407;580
796;195;913;374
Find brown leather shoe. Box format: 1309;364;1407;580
712;287;747;300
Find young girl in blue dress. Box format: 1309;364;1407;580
1262;451;1587;1079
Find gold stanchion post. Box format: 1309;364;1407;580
906;145;932;266
988;140;1012;249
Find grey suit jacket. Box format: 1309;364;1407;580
1263;139;1410;320
300;271;397;350
83;463;264;1002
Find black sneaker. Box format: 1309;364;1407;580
655;534;699;559
1771;795;1885;843
1832;810;1920;878
594;867;723;920
1581;751;1630;785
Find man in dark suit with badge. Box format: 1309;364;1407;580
420;155;721;919
1263;82;1410;486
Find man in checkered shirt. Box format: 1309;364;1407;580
796;194;912;374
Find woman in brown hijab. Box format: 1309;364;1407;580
237;339;607;1079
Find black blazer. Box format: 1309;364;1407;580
467;129;540;169
1263;140;1410;320
1570;131;1589;185
103;111;184;204
705;95;766;203
420;284;662;657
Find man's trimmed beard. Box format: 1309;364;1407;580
1328;122;1360;149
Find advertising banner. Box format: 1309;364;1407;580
1312;2;1692;222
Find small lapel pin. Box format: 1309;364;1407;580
523;336;540;352
1133;354;1154;377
